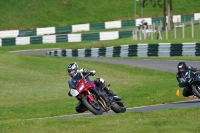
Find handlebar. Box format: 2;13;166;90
84;72;91;79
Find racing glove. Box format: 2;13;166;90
90;70;96;76
68;91;72;97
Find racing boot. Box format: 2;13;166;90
103;85;122;101
75;101;88;113
103;84;116;96
96;78;116;96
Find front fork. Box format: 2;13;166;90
86;90;95;102
76;90;95;102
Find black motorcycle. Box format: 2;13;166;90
180;70;200;98
138;23;148;30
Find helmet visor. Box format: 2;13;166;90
68;69;75;76
178;66;185;72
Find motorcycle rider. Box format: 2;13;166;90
176;61;200;98
67;62;116;113
138;19;148;30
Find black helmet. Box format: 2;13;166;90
67;62;79;77
177;62;187;72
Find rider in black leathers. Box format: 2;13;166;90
176;62;200;97
67;62;116;113
138;19;148;30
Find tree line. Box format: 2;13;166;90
142;0;173;30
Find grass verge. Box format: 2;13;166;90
1;107;200;133
0;52;188;120
1;0;200;30
1;49;200;132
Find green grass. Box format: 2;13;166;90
1;108;200;133
1;1;200;132
1;41;200;132
1;0;200;30
156;24;200;40
0;52;186;120
0;107;200;133
1;52;200;132
1;34;200;53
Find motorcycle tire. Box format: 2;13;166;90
82;95;103;115
192;85;200;99
111;101;126;113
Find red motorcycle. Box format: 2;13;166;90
68;73;126;115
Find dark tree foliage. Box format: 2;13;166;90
143;0;173;29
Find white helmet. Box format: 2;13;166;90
67;62;79;77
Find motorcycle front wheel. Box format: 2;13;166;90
82;95;103;115
192;85;200;99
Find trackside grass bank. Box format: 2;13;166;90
1;108;200;133
0;52;188;120
1;0;200;30
1;0;200;132
1;52;200;133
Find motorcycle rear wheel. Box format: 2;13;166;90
82;96;103;115
111;101;126;113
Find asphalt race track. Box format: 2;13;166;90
11;49;200;117
77;57;200;73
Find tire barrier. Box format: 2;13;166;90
46;42;200;57
0;30;133;46
1;13;200;38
